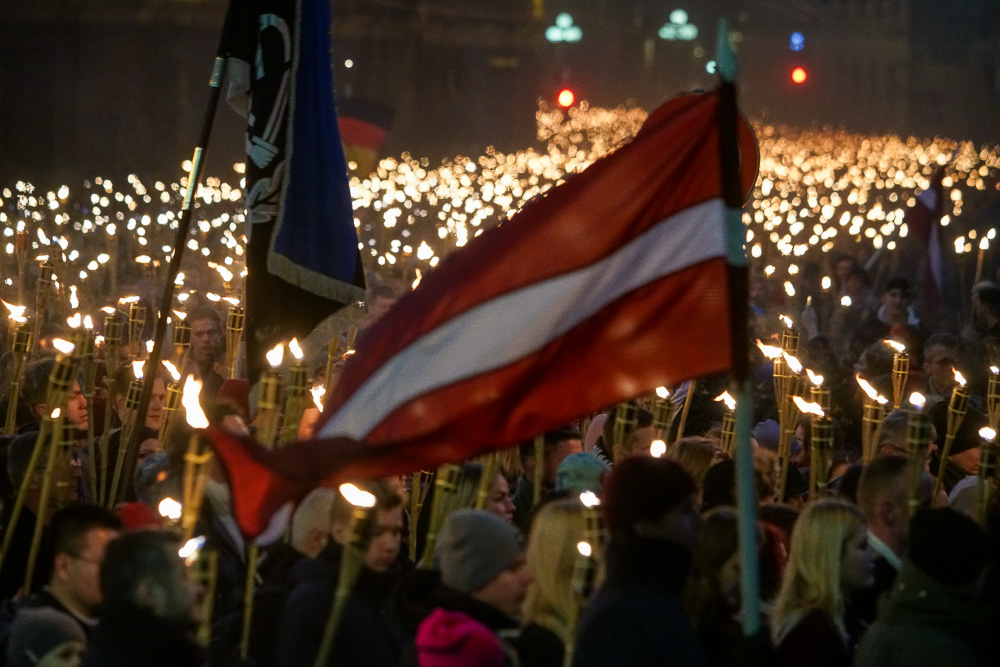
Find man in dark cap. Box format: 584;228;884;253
573;456;704;666
856;508;989;666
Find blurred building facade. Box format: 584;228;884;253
1;0;997;183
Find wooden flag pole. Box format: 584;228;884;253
117;3;240;503
716;18;761;638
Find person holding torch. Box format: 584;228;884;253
273;479;406;666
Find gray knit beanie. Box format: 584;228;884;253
437;509;522;594
8;608;86;667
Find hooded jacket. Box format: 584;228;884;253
855;560;985;667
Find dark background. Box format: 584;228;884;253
1;0;998;186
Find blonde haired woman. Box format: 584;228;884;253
520;498;598;667
772;498;874;667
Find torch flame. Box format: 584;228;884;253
205;293;221;302
136;255;151;264
650;439;667;458
856;374;879;400
83;315;94;330
69;285;79;310
162;360;181;382
782;352;804;374
883;339;906;353
339;483;376;508
806;369;824;386
579;490;601;508
132;360;144;380
655;386;669;399
577;541;593;557
118;295;141;304
791;396;824;417
991;366;999;375
181;375;209;429
954;369;967;386
52;338;75;355
311;385;326;411
179;536;205;564
50;408;61;419
288;338;304;361
100;306;116;315
714;391;737;411
412;268;422;290
172;310;187;320
223;297;240;306
910;392;926;410
266;343;284;368
67;313;82;329
779;314;794;329
158;497;183;520
980;427;997;442
1;300;26;319
756;340;782;360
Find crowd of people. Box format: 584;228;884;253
0;249;998;667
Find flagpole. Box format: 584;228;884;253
115;1;240;504
716;18;761;638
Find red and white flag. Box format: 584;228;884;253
905;169;946;318
210;91;758;537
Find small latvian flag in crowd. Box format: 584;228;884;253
337;98;395;178
904;168;946;320
210;91;759;538
225;0;366;383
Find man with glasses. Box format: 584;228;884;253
922;333;961;403
0;504;121;650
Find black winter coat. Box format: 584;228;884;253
81;604;204;667
851;553;898;627
573;533;705;667
519;622;563;667
272;542;403;666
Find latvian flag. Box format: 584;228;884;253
211;91;759;537
905;168;946;319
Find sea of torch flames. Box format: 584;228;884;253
1;101;998;322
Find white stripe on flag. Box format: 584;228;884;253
320;198;726;440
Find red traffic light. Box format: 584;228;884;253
557;88;575;108
791;66;808;84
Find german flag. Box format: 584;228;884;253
337;98;394;178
